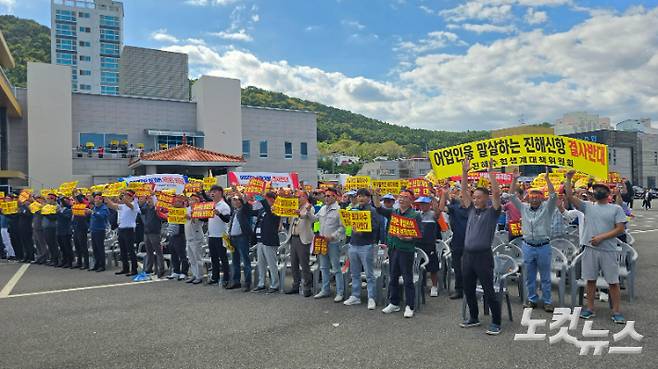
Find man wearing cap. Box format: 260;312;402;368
139;194;165;278
185;194;205;284
32;196;49;265
565;170;627;324
437;184;469;300
375;189;421;318
89;193;109;272
166;195;189;281
105;190;140;276
510;168;557;312
207;185;231;287
42;193;59;266
56;196;74;268
18;195;35;263
314;187;346;301
343;188;381;310
72;194;91;269
415;196;441;297
252;191;282;294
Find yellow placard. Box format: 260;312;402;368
167;207;187;224
0;191;4;198
41;204;57;215
29;202;42;214
18;189;32;203
58;181;79;196
429;134;608;179
103;181;127;197
344;176;371;191
372;180;402;194
90;184;108;193
72;203;87;216
272;197;299;217
348;211;372;232
2;201;18;214
40;189;55;198
203;177;217;191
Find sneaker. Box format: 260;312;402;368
611;313;626;324
177;274;186;281
265;288;279;294
404;306;414;318
543;303;554;313
252;286;267;293
314;291;331;299
367;298;376;310
166;273;179;280
343;296;361;306
334;294;344;303
485;324;501;335
192;278;203;284
449;291;463;300
459;319;481;328
430;286;438;297
381;303;401;314
185;277;195;284
580;309;596;319
523;301;537;309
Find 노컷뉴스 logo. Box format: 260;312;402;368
514;308;643;355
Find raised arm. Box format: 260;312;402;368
460;158;472;208
104;197;119;211
489;159;501;210
545;167;556;195
564;170;583;211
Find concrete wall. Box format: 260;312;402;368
640;133;658;188
71;93;196;151
192;76;242;156
608;146;633;181
358;161;399;179
72;157;130;186
240;106;318;186
7;88;28;187
119;46;189;100
27;62;73;188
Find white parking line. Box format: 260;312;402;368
629;229;658;234
0;264;30;297
0;278;167;300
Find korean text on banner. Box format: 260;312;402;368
349;211;372;232
41;204;57;215
203;177;217;191
429;134;608;179
191;202;216;219
2;201;18;215
407;178;431;197
372;180;402;194
388;213;421;238
18;190;32;203
244;177;266;196
339;209;351;227
272;197;299;217
311;235;328;255
58;181;79;196
156;192;175;211
72;204;87;216
28;202;42;214
344;176;371;191
167;207;187;224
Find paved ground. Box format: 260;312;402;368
0;208;656;369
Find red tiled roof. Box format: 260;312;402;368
134;144;245;163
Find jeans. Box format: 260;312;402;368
230;235;251;285
256;243;280;289
348;244;376;299
208;237;230;282
319;241;344;296
463;249;501;326
522;242;553;304
388;248;415;309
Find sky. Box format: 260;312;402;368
4;0;658;131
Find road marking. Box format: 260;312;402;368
0;263;30;297
0;278;167;299
629;229;658;234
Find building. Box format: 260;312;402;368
357;158;432;180
564;129;658;188
491;124;554;138
329;154;360;166
6;62;317;189
0;31;25;191
554;112;611;135
51;0;124;95
119;46;189;100
616;118;657;134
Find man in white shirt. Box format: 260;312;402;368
208;186;231;287
105;190;141;276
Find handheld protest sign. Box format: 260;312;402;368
272;197;299;217
388;213;421;238
191;201;216;219
167;207;187;224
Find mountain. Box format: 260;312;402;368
0;15;50;88
1;15;491;161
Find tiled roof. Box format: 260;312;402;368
134;144;245;163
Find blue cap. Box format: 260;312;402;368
414;196;431;204
381;193;395;200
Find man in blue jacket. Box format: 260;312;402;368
89;192;109;272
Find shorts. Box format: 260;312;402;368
581;247;619;284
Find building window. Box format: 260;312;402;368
300;142;308;159
56;38;76;52
259;141;268;158
79;40;91;47
157;135;201;148
55;9;76;22
101;71;118;84
79;26;91;33
79;55;91;62
55;23;76;37
100;15;120;28
284;141;293;159
71;68;78;80
78;11;90;18
55;52;77;65
242;140;250;158
79;84;92;91
101;57;118;70
654;152;657;165
80;70;91;76
100;42;119;56
101;86;119;95
100;28;120;42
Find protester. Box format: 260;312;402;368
105;190;140;276
32;196;49;265
416;196;441;297
0;211;15;260
459;158;503;335
139;194;165;278
185;194;205;285
89;192;109;272
207;185;231;287
252;191;282;294
56;196;74;268
437;184;468;300
18;196;34;263
166;195;188;281
72;194;90;269
42;194;59;266
286;191;316;297
564;170;627;323
314;187;346;301
227;192;257;291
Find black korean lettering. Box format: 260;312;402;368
508;138;522;154
555;137;567;155
476;142;488;158
523;137;536;153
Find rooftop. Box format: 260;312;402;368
129;143;245;169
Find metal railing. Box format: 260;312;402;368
0;66;17;98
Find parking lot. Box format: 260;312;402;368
0;209;656;369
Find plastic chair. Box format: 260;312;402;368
549;238;579;263
461;254;518;322
548;246;569;306
492;243;525;302
435;240;451;291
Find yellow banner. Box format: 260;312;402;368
2;201;18;215
344;176;371;191
18;189;32;203
429;134;608;179
167;207;187;224
347;211;372;232
40;189;54;198
372;180;402;194
272;197;299;217
72;204;87;217
203;176;217;191
41;204;57;215
103;182;127;197
29;202;42;214
90;184;108;193
58;181;79;196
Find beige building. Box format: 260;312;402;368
554;112;611;135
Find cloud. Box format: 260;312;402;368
525;8;548;24
150;29;179;43
0;0;15;13
395;31;467;54
305;25;321;32
185;0;241;6
251;14;260;22
341;20;366;30
461;23;517;34
419;5;434;15
440;2;513;23
210;29;253;42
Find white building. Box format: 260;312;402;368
616;118;657;134
554;112;611;135
51;0;124;95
